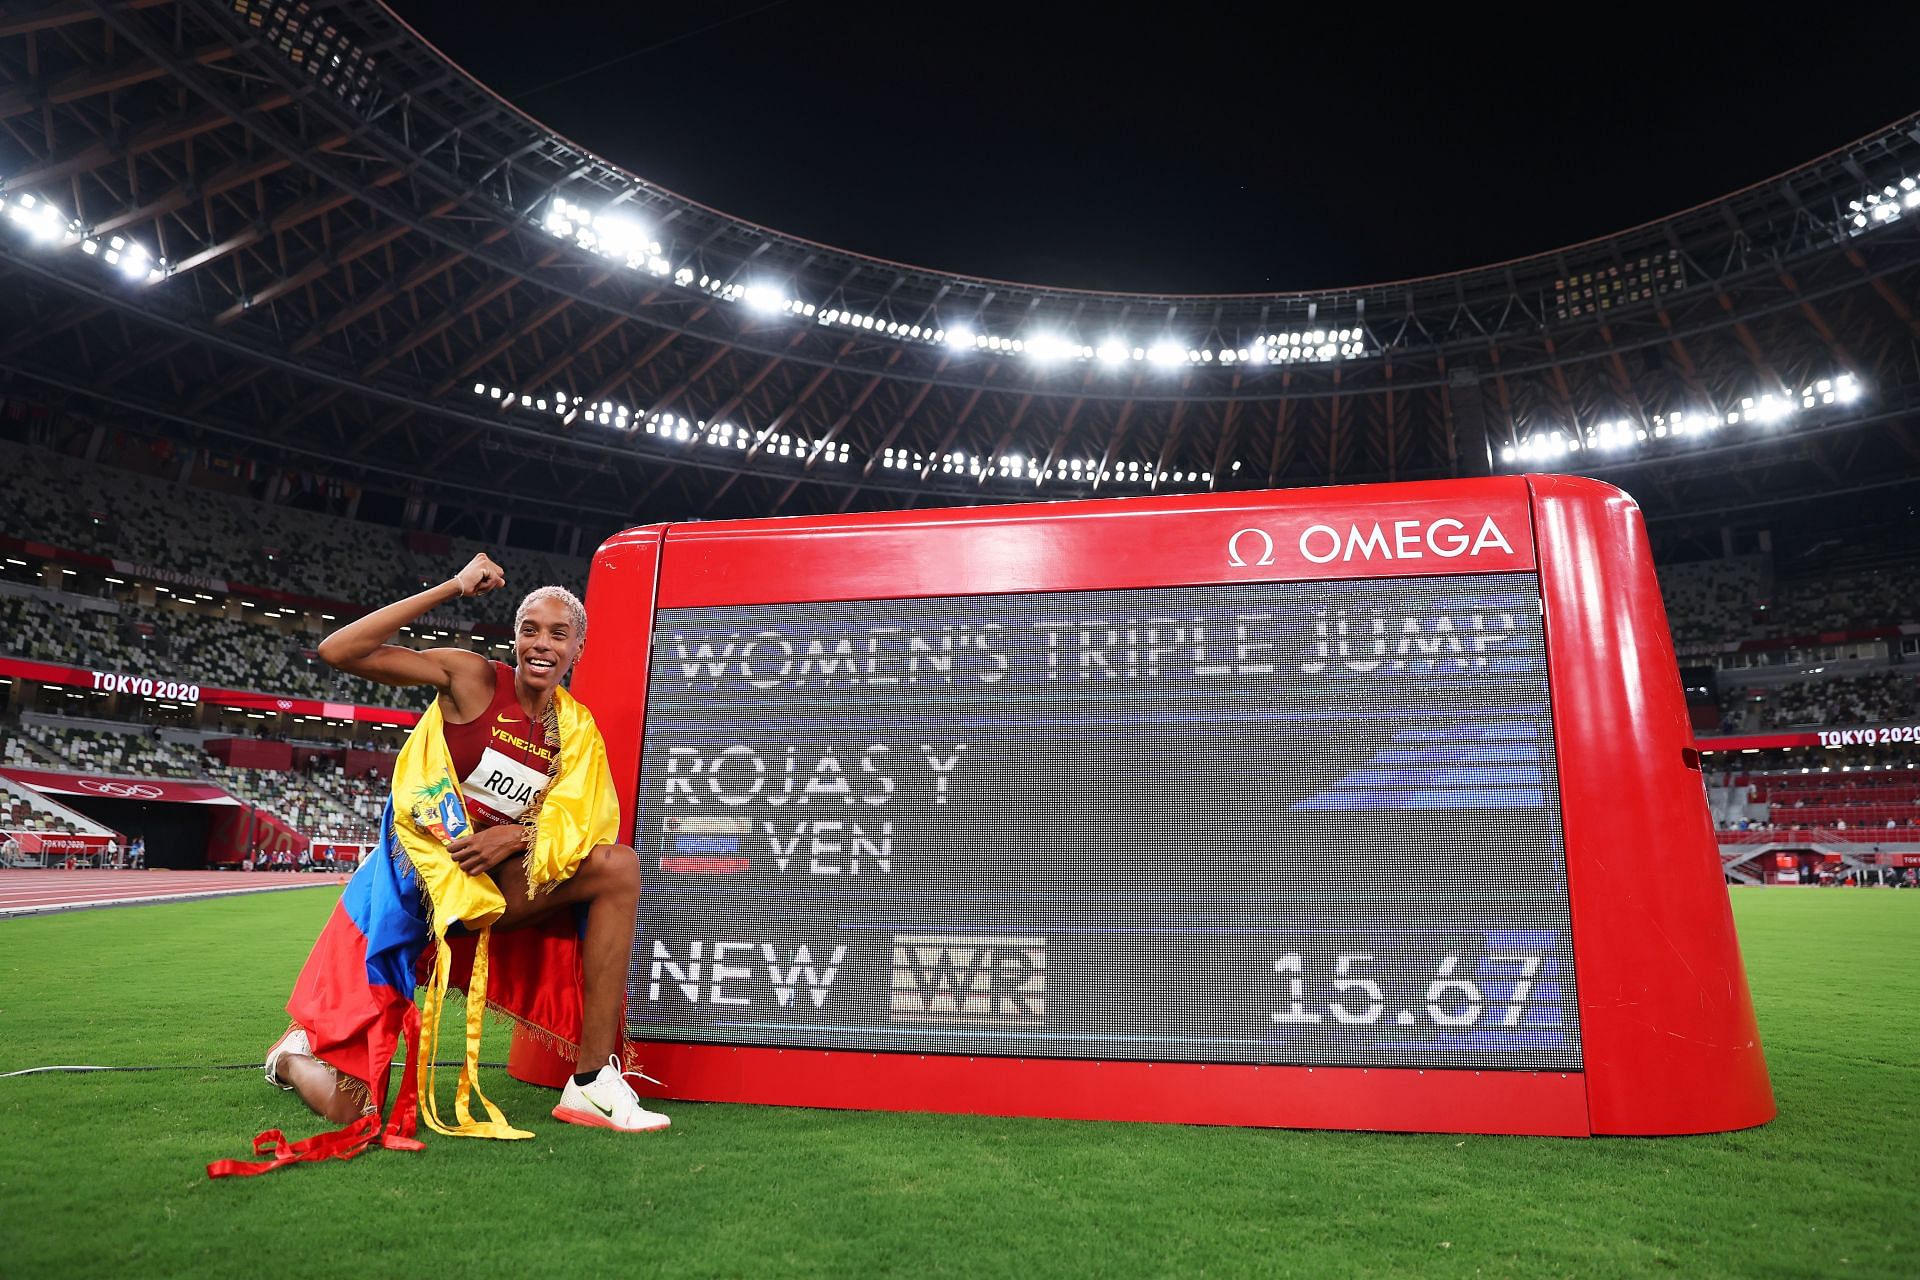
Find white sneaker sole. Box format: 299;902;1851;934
552;1104;670;1133
264;1026;309;1089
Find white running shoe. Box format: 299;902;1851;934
552;1056;671;1132
264;1025;312;1090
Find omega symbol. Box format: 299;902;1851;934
1227;527;1276;567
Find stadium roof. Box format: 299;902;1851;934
1;0;1917;536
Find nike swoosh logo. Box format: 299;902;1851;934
496;712;520;724
586;1093;614;1117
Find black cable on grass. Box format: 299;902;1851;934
1;1061;507;1077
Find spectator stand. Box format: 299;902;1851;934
3;716;387;867
1660;554;1771;656
0;437;587;629
1699;736;1920;883
0;772;124;867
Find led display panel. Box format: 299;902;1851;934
628;572;1581;1072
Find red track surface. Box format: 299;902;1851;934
0;870;346;917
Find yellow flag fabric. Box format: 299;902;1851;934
387;683;621;1141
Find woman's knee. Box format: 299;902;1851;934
584;843;640;900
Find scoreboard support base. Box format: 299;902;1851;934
647;1045;1595;1136
514;1027;1593;1135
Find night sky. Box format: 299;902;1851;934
392;3;1920;294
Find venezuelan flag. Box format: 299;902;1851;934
206;690;620;1178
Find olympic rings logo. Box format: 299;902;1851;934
75;780;165;800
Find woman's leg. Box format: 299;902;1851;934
277;1051;371;1125
487;844;640;1069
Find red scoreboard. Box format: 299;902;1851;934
545;474;1773;1136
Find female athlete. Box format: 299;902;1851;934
259;552;667;1141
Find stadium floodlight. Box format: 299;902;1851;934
741;283;787;313
32;206;64;241
1147;343;1186;367
945;327;976;350
1096;341;1129;365
1025;334;1074;362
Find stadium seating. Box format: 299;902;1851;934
1658;555;1770;650
1721;672;1919;730
204;760;386;849
1708;761;1920;836
9;720;387;847
0;440;587;625
0;440;392;600
19;722;206;778
1760;673;1917;727
1756;558;1920;637
0;591;437;709
0;773;116;839
1659;552;1918;650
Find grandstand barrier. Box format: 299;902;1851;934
1719;828;1920;848
0;830;114;865
206;738;294;770
529;474;1774;1136
0;654;422;726
1699;724;1920;751
206;806;306;866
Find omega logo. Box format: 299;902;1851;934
1228;516;1515;567
1226;528;1276;567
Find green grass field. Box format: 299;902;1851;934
0;887;1914;1278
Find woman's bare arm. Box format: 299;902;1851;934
316;553;504;718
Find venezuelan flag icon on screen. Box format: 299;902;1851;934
658;814;750;874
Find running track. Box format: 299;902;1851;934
0;870;347;918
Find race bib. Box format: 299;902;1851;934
461;747;548;821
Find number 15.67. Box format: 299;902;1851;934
1270;952;1542;1029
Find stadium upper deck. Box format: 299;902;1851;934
0;0;1916;537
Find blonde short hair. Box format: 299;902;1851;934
515;585;587;650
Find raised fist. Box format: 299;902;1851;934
453;552;506;597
